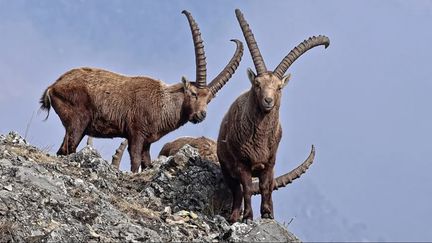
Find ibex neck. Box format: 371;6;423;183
159;83;189;133
246;91;280;127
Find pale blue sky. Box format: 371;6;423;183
1;1;431;241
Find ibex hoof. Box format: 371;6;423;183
242;218;254;224
228;214;240;224
261;213;273;219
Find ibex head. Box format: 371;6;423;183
182;10;243;123
181;76;210;123
247;69;290;113
236;9;329;113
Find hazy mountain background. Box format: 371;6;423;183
1;0;431;241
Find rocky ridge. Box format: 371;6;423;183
0;131;299;242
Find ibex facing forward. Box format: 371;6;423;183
40;11;243;172
217;9;329;223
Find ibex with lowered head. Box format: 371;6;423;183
40;10;243;172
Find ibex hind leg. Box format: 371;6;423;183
128;135;145;173
57;116;90;155
220;163;243;223
227;179;243;223
57;133;69;155
140;143;151;170
50;94;90;155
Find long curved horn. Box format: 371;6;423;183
182;10;207;88
112;139;128;170
274;35;330;79
207;39;243;102
235;9;267;76
251;145;315;195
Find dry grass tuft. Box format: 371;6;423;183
7;145;55;164
111;196;160;220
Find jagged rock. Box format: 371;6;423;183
0;131;299;242
0;131;28;146
228;219;300;242
139;144;232;218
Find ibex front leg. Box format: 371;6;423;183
128;136;144;173
141;143;151;170
239;164;253;223
259;166;275;219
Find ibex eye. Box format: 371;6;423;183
192;92;198;98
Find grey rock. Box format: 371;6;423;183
229;219;300;242
0;158;12;167
0;131;299;242
14;165;67;196
3;184;12;191
0;131;28;145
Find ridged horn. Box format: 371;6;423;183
274;35;330;79
182;10;207;88
86;136;94;146
235;9;267;75
251;145;315;195
207;39;244;102
111;139;128;170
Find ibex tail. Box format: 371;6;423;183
39;88;52;121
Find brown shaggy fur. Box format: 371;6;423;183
159;136;218;163
216;9;329;223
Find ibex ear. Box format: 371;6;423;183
247;68;256;84
182;76;191;91
281;73;291;88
